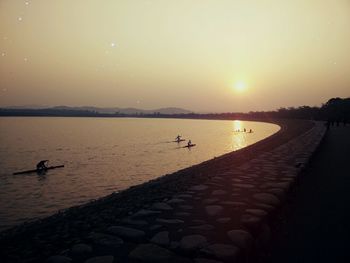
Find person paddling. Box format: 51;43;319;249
175;135;182;142
187;140;192;147
36;160;48;170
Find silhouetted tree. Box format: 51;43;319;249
320;97;350;123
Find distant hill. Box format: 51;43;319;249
4;105;50;109
52;106;192;114
2;105;193;115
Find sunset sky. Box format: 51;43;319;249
0;0;349;112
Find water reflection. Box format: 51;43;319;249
231;120;247;150
232;120;243;131
0;117;280;230
37;173;47;181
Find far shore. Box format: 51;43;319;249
0;107;326;123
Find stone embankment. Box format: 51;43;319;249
0;120;326;263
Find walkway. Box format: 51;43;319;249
264;125;350;263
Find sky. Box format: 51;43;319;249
0;0;349;112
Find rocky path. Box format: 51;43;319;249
43;122;326;263
263;125;350;263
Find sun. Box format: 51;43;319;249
234;81;246;92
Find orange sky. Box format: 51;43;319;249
0;0;349;112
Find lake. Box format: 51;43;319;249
0;117;280;230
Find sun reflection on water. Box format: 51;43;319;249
231;120;248;150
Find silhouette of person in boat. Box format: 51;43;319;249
175;135;182;142
36;160;48;170
188;140;192;147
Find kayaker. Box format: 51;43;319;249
188;140;192;146
36;160;48;170
175;135;181;142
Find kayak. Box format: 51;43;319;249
174;139;186;142
183;144;196;148
13;165;64;175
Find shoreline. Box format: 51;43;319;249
0;119;286;235
0;117;279;232
0;119;321;263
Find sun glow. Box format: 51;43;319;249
234;81;247;92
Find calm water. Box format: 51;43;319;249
0;117;279;230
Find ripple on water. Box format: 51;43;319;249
0;117;279;231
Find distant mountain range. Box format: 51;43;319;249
2;105;193;115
